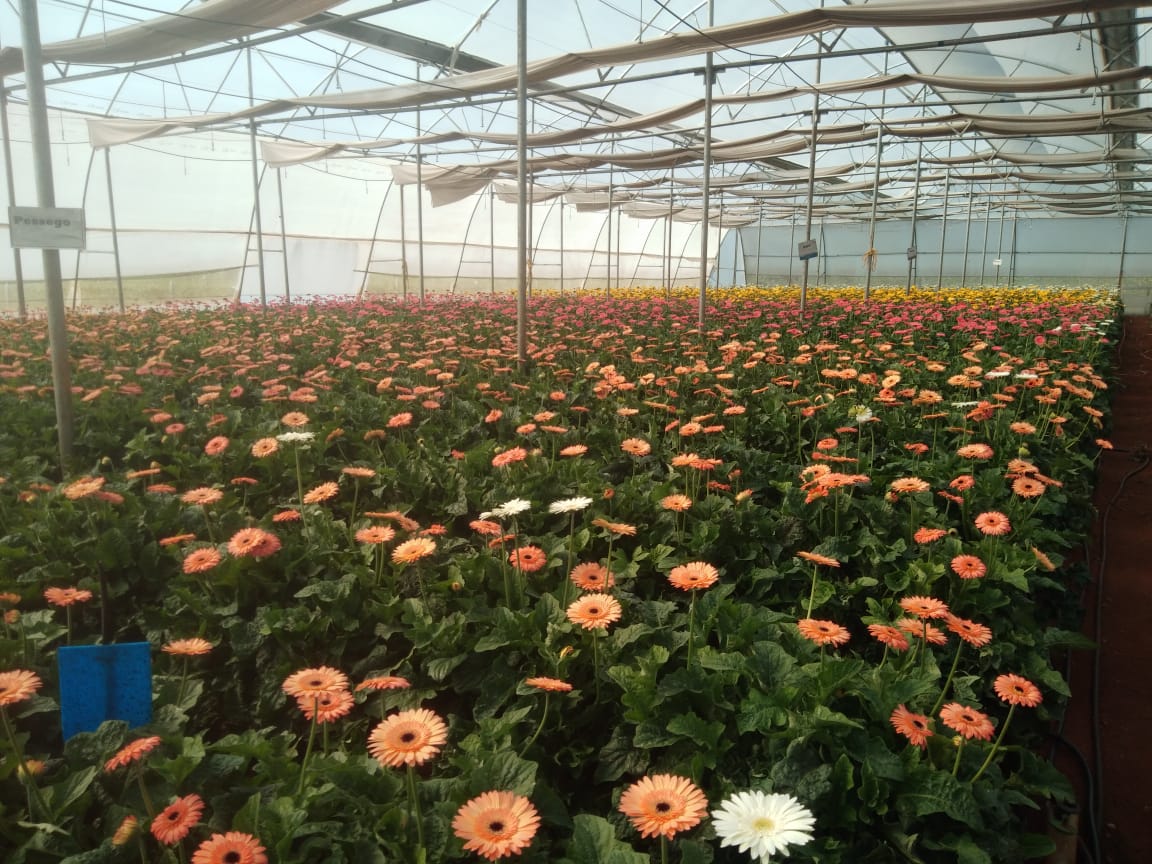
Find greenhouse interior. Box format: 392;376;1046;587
1;1;1150;863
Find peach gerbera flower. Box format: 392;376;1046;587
0;670;42;706
621;438;652;457
282;666;349;699
899;596;949;620
890;704;933;748
993;673;1042;707
226;528;281;559
183;547;222;575
889;477;930;494
162;638;214;656
151;793;205;845
524;677;573;692
570;562;614;591
796;618;850;647
945;615;993;647
43;586;93;607
302;482;339;504
491;447;528;468
590;518;636;536
667;561;719;591
867;624;909;652
452;790;541;861
566;594;622;630
296;689;354;724
796;550;840;567
356;676;411;692
618;774;707;839
392;537;436;564
367;708;448;768
190;831;267;864
104;736;162;772
950;555;987;580
974;511;1011;536
940;703;995;741
250;437;279;458
181;487;223;506
356;526;395;545
660;494;693;512
281;412;310;427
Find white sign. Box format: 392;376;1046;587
797;239;818;260
9;206;87;250
992;258;1002;267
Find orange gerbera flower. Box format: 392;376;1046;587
62;476;105;500
899;596;949;620
974;511;1011;536
660;494;693;512
667;561;719;591
190;831;267;864
940;703;995;741
590;518;637;536
566;594;623;630
1011;476;1046;498
558;444;588;457
367;708;448;768
183;547;222;575
282;666;349;699
796;618;850;647
341;466;376;479
0;670;42;706
151;793;205;845
392;537;436;565
302;482;339;504
890;704;933;748
492;447;528;468
913;527;948;545
250;437;279;458
621;438;652;457
452;790;541;861
272;509;301;523
956;443;994;459
296;689;354;724
993;673;1043;707
890;477;930;494
281;412;310;427
203;436;229;456
945;615;993;647
1031;546;1057;571
950;555;987;580
226;528;280;559
867;624;909;652
470;519;504;537
181;487;224;506
356;676;411;692
355;525;395;545
570;562;614;591
897;618;948;645
618;774;707;839
104;736;163;772
524;677;573;692
796;550;840;567
43;586;93;607
509;545;548;573
949;474;975;491
162;638;214;656
111;814;139;846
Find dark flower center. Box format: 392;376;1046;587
401;732;417;743
589;607;600;614
224;853;242;864
655;802;671;813
167;812;179;821
488;821;505;833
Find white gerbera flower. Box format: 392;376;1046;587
1014;372;1039;380
492;498;531;518
276;431;315;444
711;791;816;863
849;406;873;424
984;370;1010;379
950;401;979;408
548;496;593;515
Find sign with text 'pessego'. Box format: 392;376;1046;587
8;206;87;250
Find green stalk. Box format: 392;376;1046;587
660;834;669;864
0;708;50;821
805;564;819;619
407;764;426;860
66;605;72;646
687;591;698;668
294;448;307;529
296;700;319;797
135;766;156;818
930;642;965;717
951;738;965;777
592;632;601;703
175;656;189;707
519;692;550;758
971;704;1017;782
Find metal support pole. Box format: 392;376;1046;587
864;126;883;299
788;212;796;285
17;0;73;464
666;168;675;294
961;189;975;287
357;180;395;298
489;184;496;293
275;167;291;302
697;0;714;327
103;148;125;312
246;45;267;307
936;158;951;290
559;197;565;292
606;162;613;296
515;0;528;367
0;88;27;318
415;67;425;301
752;186;764;286
800;6;823;313
1117;210;1129;294
399;183;409;300
995;184;1007;287
905;142;923;294
1007;189;1020;288
980;200;992;285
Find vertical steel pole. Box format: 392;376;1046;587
275;167;291;302
415;66;425;301
697;0;714;327
246;44;267;307
1007;188;1020;288
400;182;408;300
558;197;565;292
103;148;125;312
936;159;951;290
516;0;528;367
980;199;992;284
788;212;796;285
17;0;73;464
961;187;975;287
1117;210;1129;294
489;184;496;293
864;126;883;299
0;88;27;318
800;4;824;312
666;168;675;294
752;186;763;286
995;184;1007;287
606;162;614;296
905;141;923;294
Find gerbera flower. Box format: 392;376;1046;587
1031;546;1057;571
203;436;229;456
281;412;310;427
897;618;948;645
796;618;850;647
621;438;652;457
566;594;623;630
470;519;505;537
487;498;531;518
181;487;223;506
913;527;948;545
950;555;987;580
452;790;541;861
796;550;840;567
956;443;994;459
993;673;1043;707
899;596;949;620
104;736;163;772
889;477;930;494
302;482;339;504
660;494;693;512
524;677;573;692
570;562;614;591
367;708;448;768
341;466;376;479
111;815;139;847
355;526;395;544
711;790;815;861
62;476;105;500
226;528;281;559
392;538;436;564
151;793;205;845
890;705;933;747
945;615;993;648
509;546;547;573
162;638;214;656
940;703;995;741
974;511;1011;536
190;831;267;864
296;689;354;723
949;474;975;491
183;548;222;575
282;666;350;699
251;437;279;458
0;670;42;706
618;774;708;839
276;431;314;444
867;623;910;652
548;496;593;514
667;561;719;591
491;447;528;468
558;444;588;457
590;518;636;536
272;509;301;524
356;676;411;692
43;587;93;607
1011;476;1046;498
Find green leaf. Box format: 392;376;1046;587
44;766;98;818
565;814;648;864
425;654;467;682
468;751;537;797
896;770;984;830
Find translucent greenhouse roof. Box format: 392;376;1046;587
2;0;1151;218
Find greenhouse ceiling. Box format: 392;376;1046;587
1;0;1150;220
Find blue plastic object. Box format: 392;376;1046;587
57;642;152;740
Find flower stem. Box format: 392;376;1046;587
805;564;818;619
687;591;697;668
951;738;965;777
519;692;550;758
660;834;669;864
592;631;601;703
66;605;72;645
294;448;307;530
176;656;189;707
0;707;50;820
971;704;1016;782
135;766;156;819
296;701;318;797
930;642;965;717
407;764;426;858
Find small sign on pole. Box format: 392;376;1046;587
8;206;86;250
798;239;818;261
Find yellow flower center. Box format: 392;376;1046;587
752;817;776;832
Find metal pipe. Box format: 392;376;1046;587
905;141;923;294
980;200;992;284
356;178;395;298
1008;188;1020;288
995;183;1008;286
415;66;425;301
1117;210;1129;295
936;150;952;290
788;212;796;285
489;184;496;293
17;0;73;465
752;186;764;286
666;167;674;294
800;1;823;313
69;150;95;310
400;182;408;300
961;188;975;287
606;160;613;296
0;88;27;318
515;0;528;368
275;167;291;302
103;148;125;312
697;0;714;327
559;197;565;292
246;45;267;307
864;126;883;299
450;184;485;294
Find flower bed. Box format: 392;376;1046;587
0;287;1117;863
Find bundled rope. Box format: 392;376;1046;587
862;248;879;271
